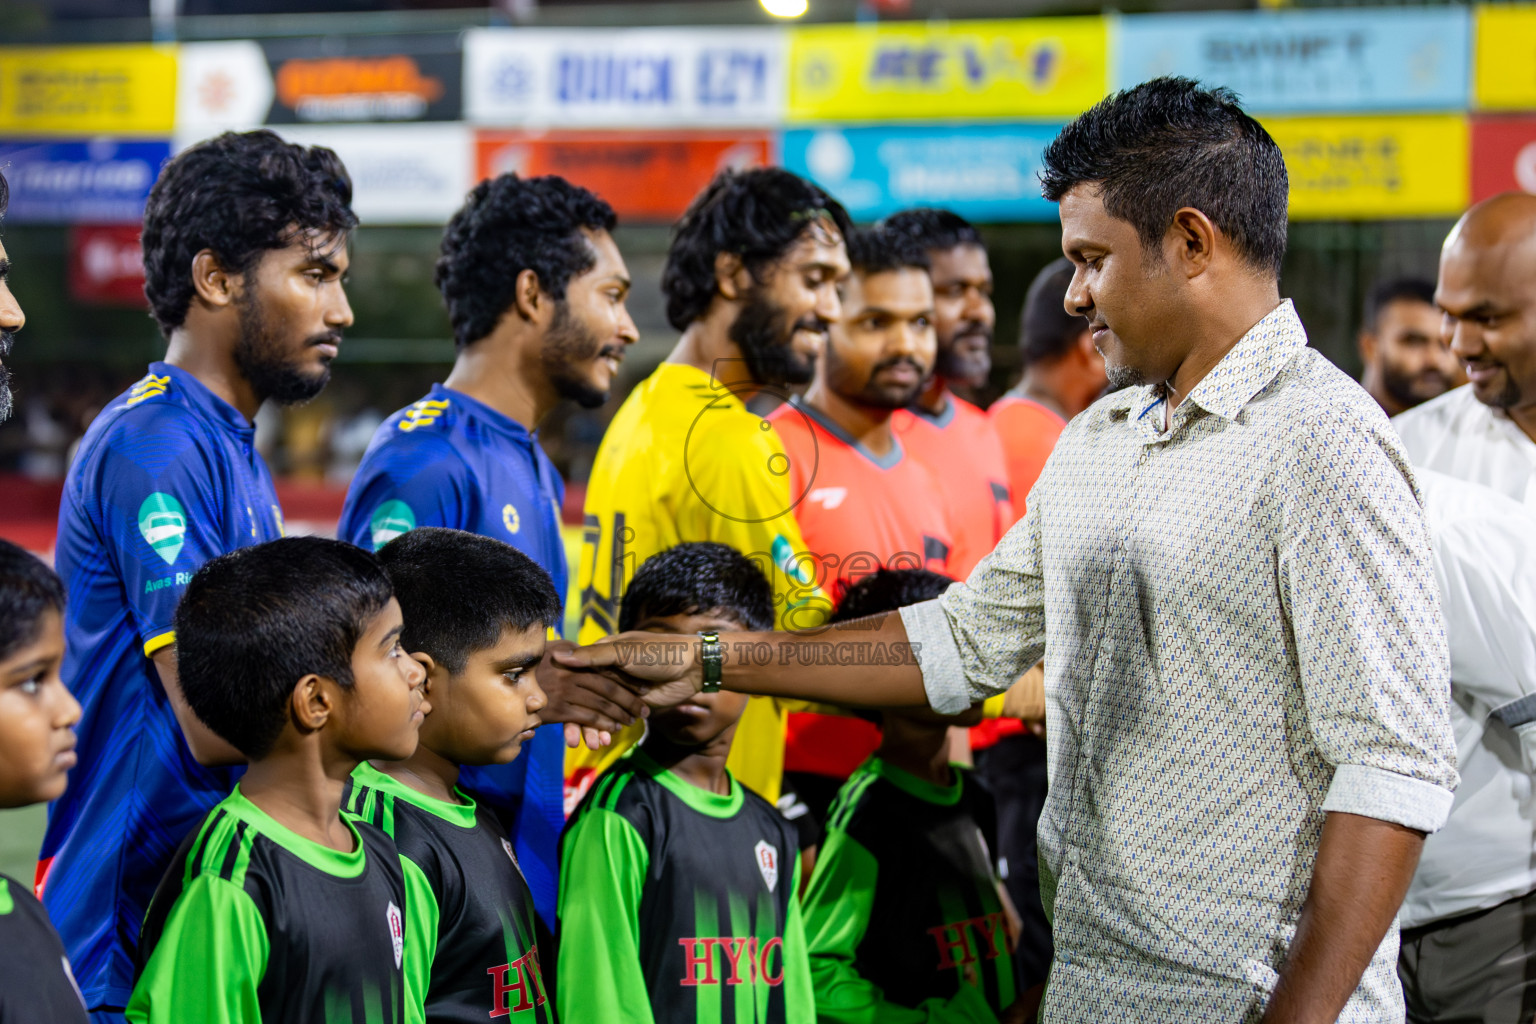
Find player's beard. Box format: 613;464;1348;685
936;320;992;388
543;300;621;410
234;294;335;407
730;288;826;387
827;343;926;410
1381;359;1454;410
0;330;13;422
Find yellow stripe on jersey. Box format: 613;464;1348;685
127;373;172;407
399;398;451;433
143;629;176;657
568;362;832;805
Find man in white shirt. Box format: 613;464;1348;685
1394;194;1536;1022
1394;193;1536;504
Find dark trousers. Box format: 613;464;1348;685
1400;887;1536;1024
975;732;1054;990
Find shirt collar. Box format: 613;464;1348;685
435;382;536;444
149;361;254;436
1121;299;1305;432
788;394;904;470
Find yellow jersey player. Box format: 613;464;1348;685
570;168;851;807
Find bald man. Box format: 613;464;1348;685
1392;193;1536;1023
1395;193;1536;503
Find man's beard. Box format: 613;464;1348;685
729;289;826;387
1103;361;1146;393
543;301;619;410
0;331;13;423
936;321;992;388
1381;361;1454;410
826;343;926;410
234;296;334;407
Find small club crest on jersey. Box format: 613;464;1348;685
754;840;779;892
387;901;404;969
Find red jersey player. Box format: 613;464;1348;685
883;208;1014;578
766;226;955;851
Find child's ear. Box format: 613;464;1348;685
411;652;439;694
290;674;334;732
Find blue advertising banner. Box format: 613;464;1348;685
0;139;170;223
1114;9;1470;113
782;124;1063;223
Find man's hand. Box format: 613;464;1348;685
1002;662;1046;722
553;632;704;710
539;640;651;750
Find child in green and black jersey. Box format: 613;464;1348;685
0;540;88;1024
558;542;813;1024
802;569;1027;1024
344;528;559;1024
128;537;429;1024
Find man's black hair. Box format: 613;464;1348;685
0;538;64;662
173;536;393;760
881;208;984;254
0;170;8;219
1040;77;1289;279
662;167;852;332
142;130;357;336
847;225;930;277
619;542;773;634
830;568;953;624
1363;276;1437;332
436;174;618;350
377;527;562;674
1020;258;1089;365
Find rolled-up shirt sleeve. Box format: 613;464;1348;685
901;492;1048;715
1278;407;1458;833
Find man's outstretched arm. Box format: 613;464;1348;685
554;611;931;710
1261;811;1424;1024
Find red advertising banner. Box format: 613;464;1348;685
1470;116;1536;202
68;224;147;308
475;131;774;222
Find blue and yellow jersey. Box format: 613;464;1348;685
42;362;283;1008
339;382;568;927
570;362;832;808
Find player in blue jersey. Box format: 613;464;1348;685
1;171;25;423
41;131;357;1023
338;173;648;928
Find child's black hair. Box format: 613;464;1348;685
619;542;773;634
174;536;394;759
830;568;954;623
0;538;65;661
376;527;562;673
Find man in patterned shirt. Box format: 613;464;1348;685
566;78;1459;1024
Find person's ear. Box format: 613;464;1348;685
511;268;547;324
714;252;751;302
290;674;334;733
1074;329;1098;364
190;249;240;310
411;652;442;696
1358;330;1378;364
1167;207;1218;279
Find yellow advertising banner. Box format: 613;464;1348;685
0;45;177;135
1473;5;1536;110
1262;114;1469;219
787;19;1107;123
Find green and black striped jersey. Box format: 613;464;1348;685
802;758;1019;1024
557;748;813;1024
128;786;408;1024
344;763;551;1024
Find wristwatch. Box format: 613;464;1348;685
697;631;723;693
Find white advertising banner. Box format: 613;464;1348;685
464;27;786;128
268;124;472;225
176;41;276;135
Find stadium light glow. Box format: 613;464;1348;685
760;0;809;17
